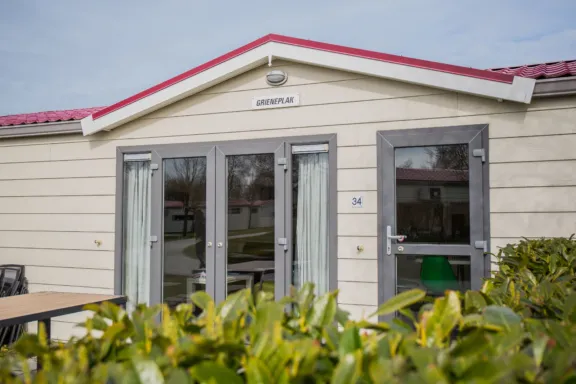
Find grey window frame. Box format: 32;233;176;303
376;124;490;318
114;134;337;306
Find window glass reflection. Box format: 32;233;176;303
395;145;470;244
226;154;275;297
162;158;207;309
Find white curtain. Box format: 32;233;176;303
295;152;329;295
123;161;151;312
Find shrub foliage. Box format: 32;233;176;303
1;237;575;383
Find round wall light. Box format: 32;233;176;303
266;70;288;86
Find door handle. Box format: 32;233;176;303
386;226;407;255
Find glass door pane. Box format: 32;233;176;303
163;157;207;308
394;145;472;308
226;154;275;297
395;144;470;244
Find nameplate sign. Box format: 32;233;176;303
252;94;300;110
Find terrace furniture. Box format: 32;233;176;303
0;265;28;347
0;292;127;369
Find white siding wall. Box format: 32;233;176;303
1;61;575;338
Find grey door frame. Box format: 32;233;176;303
377;125;489;316
214;141;286;303
150;144;217;307
115;133;337;308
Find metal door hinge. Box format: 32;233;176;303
277;157;287;171
150;163;159;172
277;237;288;251
474;240;487;252
472;149;486;163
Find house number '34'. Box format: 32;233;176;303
351;196;363;208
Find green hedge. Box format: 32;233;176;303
1;237;575;383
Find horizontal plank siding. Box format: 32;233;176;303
0;214;114;232
0;177;115;196
338;259;378;283
338;282;378;306
0;231;114;250
1;249;114;269
490;161;576;188
0;159;115;180
491;187;576;212
0;196;115;214
25;266;114;289
490;135;576;163
491;213;576;238
338;214;378;237
338;237;378;260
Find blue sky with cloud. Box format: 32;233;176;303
1;0;575;115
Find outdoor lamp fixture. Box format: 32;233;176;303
266;70;288;86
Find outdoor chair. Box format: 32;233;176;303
0;264;28;347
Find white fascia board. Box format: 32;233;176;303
269;42;536;104
81;44;273;135
82;40;536;135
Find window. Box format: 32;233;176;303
292;145;330;295
228;207;241;214
395;144;470;244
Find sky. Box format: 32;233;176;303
1;0;575;116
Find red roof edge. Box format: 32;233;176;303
92;33;515;121
0;107;105;127
92;35;273;120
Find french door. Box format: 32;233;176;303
149;141;286;308
377;125;488;317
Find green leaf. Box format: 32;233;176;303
331;350;362;384
220;289;249;323
482;305;521;331
99;322;125;360
464;291;487;313
532;335;548;368
296;283;316;314
308;293;337;328
132;360;164;384
191;362;242;384
335;307;351;326
252;302;285;336
245;357;274;384
338;326;361;357
167;369;191;384
190;291;213;310
369;358;393;383
424;291;461;346
371;289;426;317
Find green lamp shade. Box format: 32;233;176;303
420;256;459;294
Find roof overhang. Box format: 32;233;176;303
533;77;576;97
81;34;536;136
0;120;81;139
